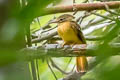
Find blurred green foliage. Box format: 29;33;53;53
0;0;61;80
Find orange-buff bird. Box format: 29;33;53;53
50;14;88;72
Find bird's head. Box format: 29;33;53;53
49;14;75;24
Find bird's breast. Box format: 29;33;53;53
57;21;82;44
58;22;71;33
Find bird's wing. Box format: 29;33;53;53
70;21;86;44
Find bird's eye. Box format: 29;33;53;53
60;18;64;21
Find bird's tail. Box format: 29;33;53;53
76;56;88;72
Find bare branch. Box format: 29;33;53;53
47;59;58;80
32;33;105;43
41;1;120;16
32;30;57;43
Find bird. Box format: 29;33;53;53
50;14;88;72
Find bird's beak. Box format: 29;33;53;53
49;19;59;24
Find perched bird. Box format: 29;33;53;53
50;14;88;72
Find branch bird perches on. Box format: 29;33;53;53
22;43;120;60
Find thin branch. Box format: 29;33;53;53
85;36;105;41
30;61;37;80
32;31;57;43
37;18;41;27
50;58;71;75
64;58;73;72
83;22;114;35
36;59;40;80
41;26;57;33
32;33;105;43
77;11;94;25
72;0;77;15
81;12;111;30
91;11;115;21
71;64;76;72
103;3;120;16
47;59;58;80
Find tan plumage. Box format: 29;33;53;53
50;14;88;72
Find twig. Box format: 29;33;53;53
32;31;57;43
72;0;78;15
82;12;110;30
91;11;115;21
84;18;95;28
104;3;120;16
33;23;51;33
83;22;114;35
64;58;73;72
47;59;58;80
71;64;76;72
37;18;41;27
77;11;94;25
41;26;57;33
36;59;40;80
50;58;71;75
